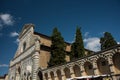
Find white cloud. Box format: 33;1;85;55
84;37;101;52
10;31;19;37
14;38;20;45
10;32;19;45
0;64;9;67
117;42;120;44
0;13;14;28
84;32;89;38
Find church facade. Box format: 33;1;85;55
8;24;120;80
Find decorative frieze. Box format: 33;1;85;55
41;46;120;80
10;45;35;67
8;24;120;80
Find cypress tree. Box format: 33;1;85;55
100;32;117;50
71;27;85;60
48;27;66;67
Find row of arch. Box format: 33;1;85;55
41;53;120;80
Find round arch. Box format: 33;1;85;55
38;71;43;80
84;61;94;75
18;67;21;74
97;57;110;74
15;66;21;80
73;65;81;77
64;67;71;78
56;69;62;80
50;71;54;80
44;73;48;80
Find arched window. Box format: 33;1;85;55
23;42;26;51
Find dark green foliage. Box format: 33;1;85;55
70;27;85;60
48;27;66;67
100;32;117;50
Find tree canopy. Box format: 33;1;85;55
48;27;66;67
100;32;117;50
70;27;85;60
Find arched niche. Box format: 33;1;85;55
44;73;48;80
50;71;54;80
84;61;94;75
97;57;110;74
56;69;62;80
73;65;81;77
38;71;43;80
64;67;71;78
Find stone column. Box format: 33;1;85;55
16;70;20;80
54;71;58;80
61;69;66;80
42;72;46;80
32;38;40;80
93;60;99;75
70;66;75;78
107;55;116;80
48;72;51;80
107;56;115;74
32;52;40;80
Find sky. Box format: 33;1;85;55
0;0;120;76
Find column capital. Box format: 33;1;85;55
35;38;40;51
32;52;40;80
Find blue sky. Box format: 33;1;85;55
0;0;120;76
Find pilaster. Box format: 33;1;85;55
80;65;86;76
42;73;46;80
48;72;51;80
32;38;40;80
15;72;20;80
93;60;99;75
32;52;40;80
107;55;115;74
61;68;66;80
70;66;75;78
54;71;58;80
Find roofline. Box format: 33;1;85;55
34;32;95;52
95;44;120;54
34;32;51;39
34;32;71;45
19;23;34;39
42;44;120;70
